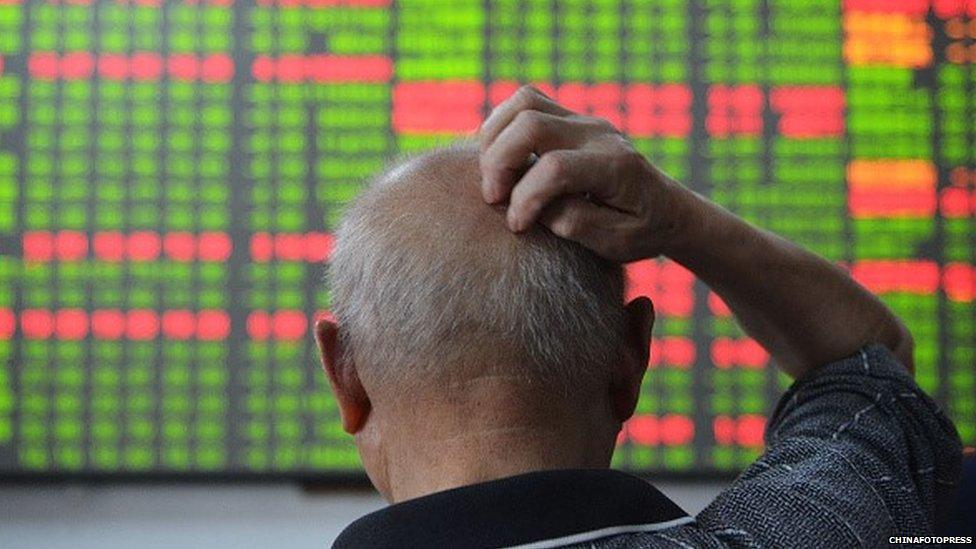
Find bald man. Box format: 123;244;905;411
318;87;962;548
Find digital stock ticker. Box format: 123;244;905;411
0;0;972;479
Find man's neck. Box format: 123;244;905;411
370;377;618;503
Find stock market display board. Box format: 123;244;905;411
0;0;972;479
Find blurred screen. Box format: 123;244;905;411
0;0;972;478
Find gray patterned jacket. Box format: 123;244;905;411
584;345;962;548
333;345;962;549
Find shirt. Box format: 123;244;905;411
333;345;963;548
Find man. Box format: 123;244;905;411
318;87;962;548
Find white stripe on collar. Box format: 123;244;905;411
505;516;696;549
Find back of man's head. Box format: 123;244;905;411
329;145;628;400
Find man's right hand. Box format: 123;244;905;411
479;85;915;377
478;85;697;263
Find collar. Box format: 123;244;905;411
333;469;693;549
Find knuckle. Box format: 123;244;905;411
594;116;618;133
513;109;544;137
540;151;567;179
515;85;540;106
623;144;647;163
577;114;615;133
553;215;580;239
564;215;586;239
625;149;648;171
613;148;647;177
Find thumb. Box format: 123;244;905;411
538;195;626;260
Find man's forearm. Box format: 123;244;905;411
664;189;915;379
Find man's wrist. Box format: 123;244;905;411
657;180;711;261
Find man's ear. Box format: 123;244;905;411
610;297;655;423
314;319;371;434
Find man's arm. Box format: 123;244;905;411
478;86;913;378
478;86;961;544
664;192;915;377
694;344;961;546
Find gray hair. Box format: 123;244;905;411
328;147;627;396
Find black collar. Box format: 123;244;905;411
333;469;692;549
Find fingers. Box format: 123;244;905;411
506;150;620;232
479;86;572;155
536;195;624;259
478;86;574;203
477;86;657;263
480;111;586;203
538;195;608;241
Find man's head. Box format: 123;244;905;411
315;145;654;501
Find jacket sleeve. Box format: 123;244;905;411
695;344;963;548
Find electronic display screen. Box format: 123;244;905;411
0;0;972;479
